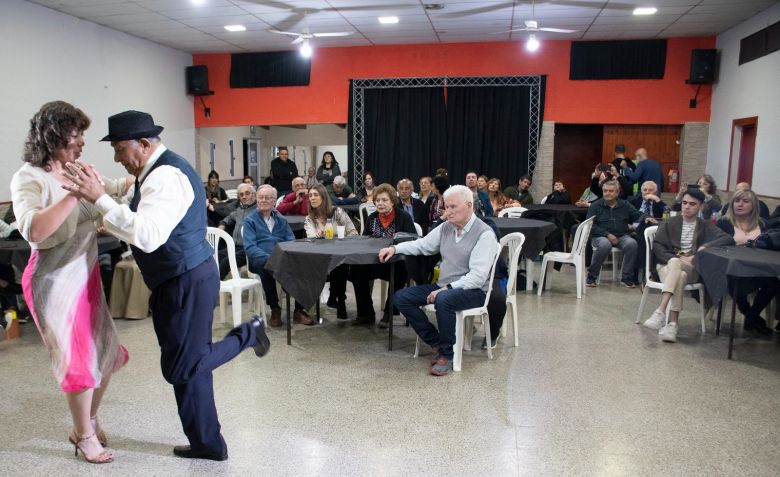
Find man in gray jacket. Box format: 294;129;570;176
378;185;498;376
217;182;256;278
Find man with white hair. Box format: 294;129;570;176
217;182;256;278
628;180;666;218
326;175;359;205
378;185;498;376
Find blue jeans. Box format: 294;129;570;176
395;284;486;360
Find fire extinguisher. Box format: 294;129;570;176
668;168;679;193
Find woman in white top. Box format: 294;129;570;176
304;184;357;318
11;101;130;464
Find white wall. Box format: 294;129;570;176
196;126;252;181
0;0;195;200
707;2;780;197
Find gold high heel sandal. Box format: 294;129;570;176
90;416;108;447
68;430;114;464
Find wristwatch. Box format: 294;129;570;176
446;283;452;289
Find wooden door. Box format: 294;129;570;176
603;124;682;187
552;124;604;201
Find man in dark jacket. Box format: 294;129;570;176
269;146;298;196
627;180;667;282
622;147;664;193
641;189;734;343
586;180;658;288
397;178;428;231
217;182;256;278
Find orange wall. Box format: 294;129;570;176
193;37;715;128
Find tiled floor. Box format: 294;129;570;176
1;269;779;476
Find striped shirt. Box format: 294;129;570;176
680;220;696;254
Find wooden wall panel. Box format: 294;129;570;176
602;125;682;187
552;124;604;200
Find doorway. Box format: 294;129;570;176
727;117;758;190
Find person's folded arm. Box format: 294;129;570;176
95;165;190;253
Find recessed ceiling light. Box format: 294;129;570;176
224;25;246;32
191;0;206;5
378;16;399;24
633;7;658;15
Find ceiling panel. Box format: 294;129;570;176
25;0;779;53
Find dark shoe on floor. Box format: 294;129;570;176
293;309;315;326
744;316;772;335
481;336;498;350
173;445;228;461
430;345;440;365
377;315;390;329
326;295;338;309
336;299;348;319
620;280;636;289
352;315;375;326
250;316;271;357
430;356;453;376
268;307;283;328
586;276;598;288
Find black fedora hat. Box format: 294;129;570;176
101;110;164;141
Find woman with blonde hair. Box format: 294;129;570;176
716;189;778;334
305;183;357;318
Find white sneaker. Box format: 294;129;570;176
659;323;678;343
643;310;666;330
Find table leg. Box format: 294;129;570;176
388;262;395;351
715;299;723;336
286;290;291;346
728;281;738;360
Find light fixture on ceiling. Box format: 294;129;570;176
300;39;313;58
224;25;246;32
191;0;205;5
526;34;540;52
633;7;658;15
423;3;444;10
378;16;399;24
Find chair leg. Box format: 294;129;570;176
255;285;266;320
380;281;388;311
414;336;420;358
525;260;534;291
483;313;493;360
463;315;474;351
537;258;549;297
231;291;242;327
636;287;650;324
453;313;464;372
500;308;508;338
699;290;706;334
574;261;582;299
511;301;519;347
219;293;227;324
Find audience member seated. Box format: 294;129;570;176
716;189;779;334
590;163;632;200
642;189;734;342
242;175;254;185
487;178;519;216
628;180;667;282
327;175;360;206
316;150;341;186
673;174;721;219
417;176;433;202
276;176;309;216
621;147;664;194
356;172;376;203
205;170;228;203
397;178;428;230
217;183;256;279
350;184;416;327
244;185;313;327
543;180;572;205
378;185;499;376
424;175;449;230
305;183;358;319
575;183;600;208
719;182;770;219
465;171;494;217
586;180;657;288
477;175;489;194
304;167;318;188
503;175;534;206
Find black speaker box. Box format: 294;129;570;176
186;65;210;95
689;49;716;84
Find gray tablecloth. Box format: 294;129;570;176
265;237;398;309
694;246;780;304
284;215;306;232
490;218;557;258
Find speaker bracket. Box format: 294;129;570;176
688;83;702;109
198;95;212;118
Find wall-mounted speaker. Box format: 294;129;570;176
186;65;210;95
689;49;717;84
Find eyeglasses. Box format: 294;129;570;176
257;196;276;201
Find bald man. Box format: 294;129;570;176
622;148;664;194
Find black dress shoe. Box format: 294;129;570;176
744;316;772;335
336;299;348;319
352;315;375;326
173;445;228;461
251;316;271;357
326;295;338;309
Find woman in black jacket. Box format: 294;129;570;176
315;151;341;186
350;183;416;327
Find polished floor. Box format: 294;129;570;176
1;269;779;477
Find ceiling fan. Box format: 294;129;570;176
268;26;353;45
504;19;578;34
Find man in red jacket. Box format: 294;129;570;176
276;176;309;215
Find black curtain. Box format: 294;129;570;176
446;85;532;185
361;87;446;185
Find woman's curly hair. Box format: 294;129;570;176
23;101;90;170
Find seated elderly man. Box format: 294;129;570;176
326;175;359;206
378;185;499;376
217;183;256;279
243;185;313;327
276;176;309;216
627;180;667;282
586;180;657;288
642;189;734;342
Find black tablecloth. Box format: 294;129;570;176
522;204;587;231
694;246;780;304
341;204;361;217
0;236;121;264
284;215;306;232
490;218;557;258
266;237;400;309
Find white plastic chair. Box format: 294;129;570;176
206;227;265;327
498;206;527;218
635;226;707;333
597;247;623;283
540;195;548;204
275;195;285;208
358;202;377;234
499;233;526;347
538;216;595;299
413;222;423;236
413;240;502;372
225;189;238;200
